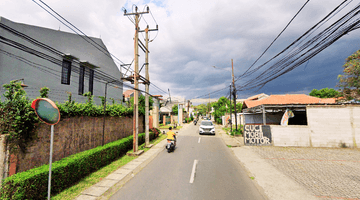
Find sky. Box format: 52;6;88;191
0;0;359;103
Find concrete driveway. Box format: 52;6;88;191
232;146;360;200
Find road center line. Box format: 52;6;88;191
198;137;201;143
189;159;198;183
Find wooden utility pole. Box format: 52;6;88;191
232;59;238;131
124;6;149;154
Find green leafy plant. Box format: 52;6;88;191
0;81;39;153
98;96;105;106
230;128;243;136
110;97;115;105
38;86;50;98
172;104;178;115
129;95;153;116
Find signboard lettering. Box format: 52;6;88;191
244;125;271;145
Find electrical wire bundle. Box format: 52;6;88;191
235;0;360;92
0;1;168;97
194;0;360;99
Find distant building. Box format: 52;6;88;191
242;94;336;125
0;16;123;105
122;89;143;103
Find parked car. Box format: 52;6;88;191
199;120;215;135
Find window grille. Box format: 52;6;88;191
61;60;71;85
78;66;85;95
89;69;94;95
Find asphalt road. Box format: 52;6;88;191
109;122;266;200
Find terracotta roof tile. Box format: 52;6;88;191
244;94;336;108
123;89;135;98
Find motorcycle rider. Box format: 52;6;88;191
167;127;176;146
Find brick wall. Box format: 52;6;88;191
15;115;144;173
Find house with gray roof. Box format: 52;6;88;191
0;16;123;105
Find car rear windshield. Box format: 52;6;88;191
201;121;213;126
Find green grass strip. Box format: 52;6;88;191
52;134;167;200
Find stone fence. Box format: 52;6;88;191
1;115;143;177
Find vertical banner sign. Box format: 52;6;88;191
31;98;60;200
244;125;272;146
281;109;295;126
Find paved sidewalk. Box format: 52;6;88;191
219;130;360;200
75;123;192;200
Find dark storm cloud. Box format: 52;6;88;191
1;0;359;100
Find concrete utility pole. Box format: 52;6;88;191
229;83;232;133
124;6;149;154
232;59;238;131
139;25;158;147
209;93;210;117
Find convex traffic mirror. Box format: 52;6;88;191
31;98;60;125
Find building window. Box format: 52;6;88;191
89;69;94;95
61;60;71;85
78;66;85;95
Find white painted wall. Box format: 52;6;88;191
271;126;310;147
270;105;359;148
352;106;360;147
307;105;354;147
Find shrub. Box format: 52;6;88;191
230;125;244;136
150;128;161;138
0;132;158;199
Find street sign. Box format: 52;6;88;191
31;98;60;125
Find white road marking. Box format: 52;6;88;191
189;159;198;183
198;137;201;143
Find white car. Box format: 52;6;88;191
199;120;215;135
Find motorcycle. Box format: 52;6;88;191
166;139;175;153
194;120;197;125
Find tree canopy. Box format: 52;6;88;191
309;88;341;98
337;49;360;99
211;97;242;124
172;104;178;115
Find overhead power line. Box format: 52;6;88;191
194;0;359;99
236;0;352;82
235;2;360;91
33;0;128;68
239;0;311;79
33;0;167;95
0;32;154;96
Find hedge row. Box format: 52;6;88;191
0;131;159;199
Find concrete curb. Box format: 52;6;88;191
74;139;167;200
